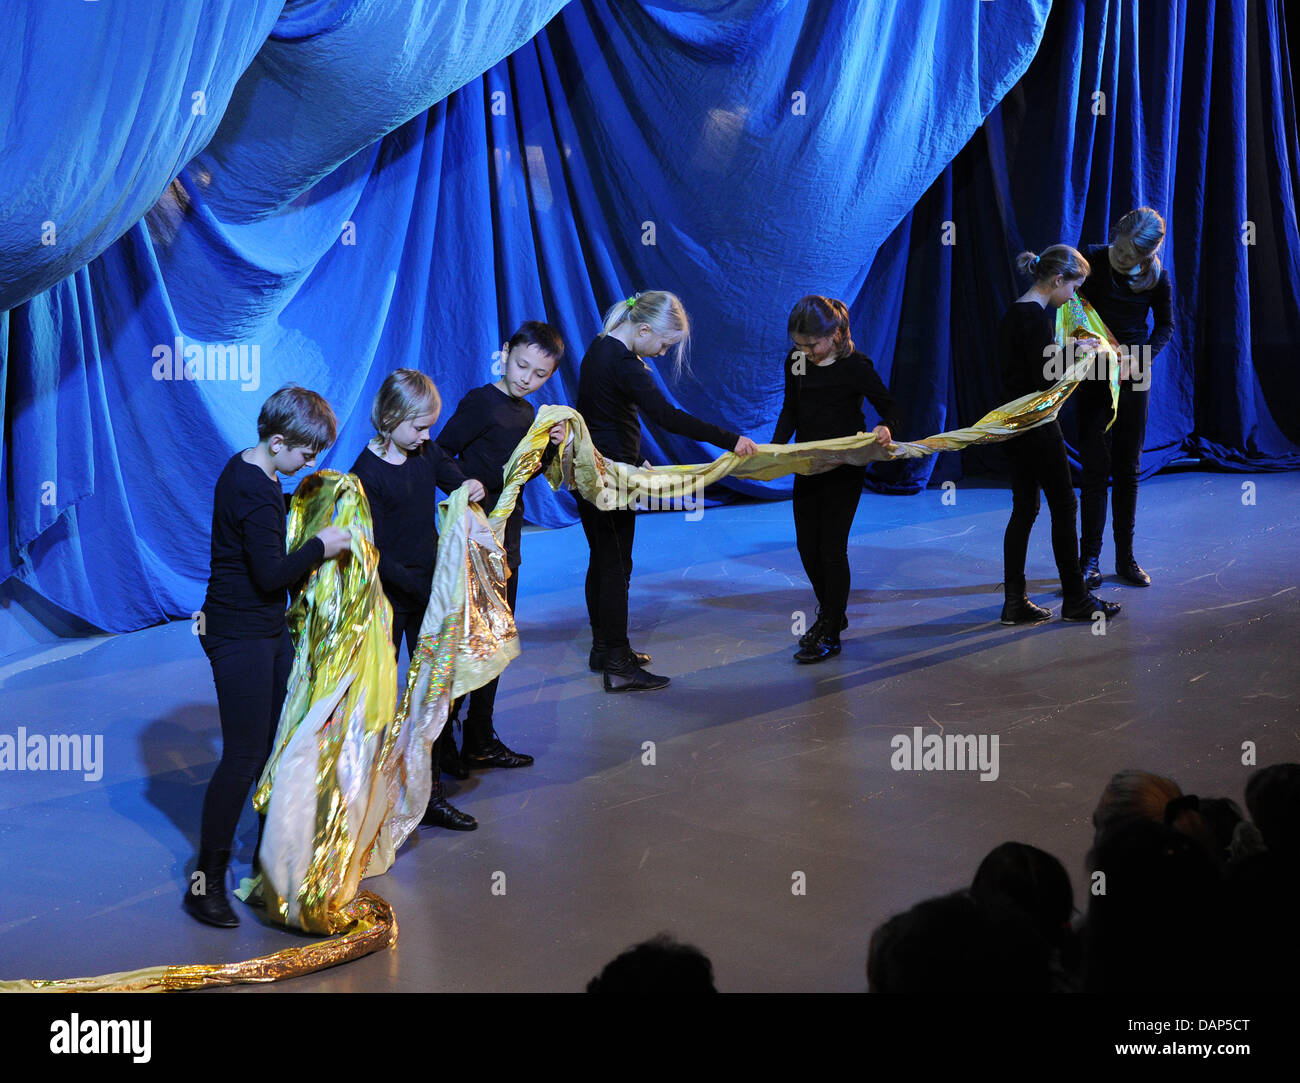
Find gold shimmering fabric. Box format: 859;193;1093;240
364;484;519;875
0;893;396;992
251;470;398;935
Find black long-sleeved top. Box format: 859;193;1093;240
575;334;740;463
202;454;326;638
436;383;557;567
349;442;467;613
999;301;1059;400
1079;243;1174;358
771;349;901;444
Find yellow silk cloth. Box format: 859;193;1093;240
0;296;1119;989
246;466;521;931
249;470;399;934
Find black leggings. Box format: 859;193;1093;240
577;494;636;661
1076;377;1150;559
792;464;864;626
391;605;424;664
1003;423;1086;601
197;629;294;853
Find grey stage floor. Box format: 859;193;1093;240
1;470;1296;991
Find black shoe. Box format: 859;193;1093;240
420;790;478;831
1000;596;1052;625
798;610;849;650
463;735;534;769
603;665;671;692
439;725;470;780
1061;593;1121;621
183;849;239;928
589;647;651;672
1115;556;1151;587
1081;556;1102;591
793;634;841;664
797;617;825;651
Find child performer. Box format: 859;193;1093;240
771;295;900;663
436;322;567;771
1075;207;1172;589
576;291;758;692
349;370;485;831
187;386;351;928
998;247;1120;625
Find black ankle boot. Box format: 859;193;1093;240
798;608;849;650
1000;583;1051;625
1115;553;1151;587
589;643;651;672
793;623;842;663
1081;555;1102;590
1061;593;1122;621
421;777;477;831
797;615;825;651
463;730;534;769
602;650;670;691
183;848;239;928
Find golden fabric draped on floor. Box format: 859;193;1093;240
0;297;1117;991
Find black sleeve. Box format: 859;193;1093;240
772;353;797;444
242;495;326;594
622;355;740;453
1147;271;1174;358
429;440;469;494
435;393;490;459
857;356;901;435
538;437;558;474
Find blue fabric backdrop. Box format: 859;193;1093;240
1;0;1297;636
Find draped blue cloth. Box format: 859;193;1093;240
1;0;1296;637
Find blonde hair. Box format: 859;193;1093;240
1016;244;1091;283
600;290;691;378
370;369;440;447
1110;207;1166;292
787;295;855;358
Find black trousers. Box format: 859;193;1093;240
1076;377;1150;560
391;604;424;663
792;464;864;627
451;565;520;749
197;629;294;853
1003;422;1086;601
577;494;636;663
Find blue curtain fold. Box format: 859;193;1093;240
1;0;1297;637
0;0;286;312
